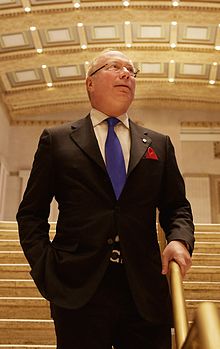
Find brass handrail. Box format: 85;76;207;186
169;260;189;349
157;224;189;348
182;302;220;349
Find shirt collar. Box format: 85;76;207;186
90;108;129;129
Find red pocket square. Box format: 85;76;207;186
145;147;158;160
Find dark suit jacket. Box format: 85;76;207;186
16;114;194;325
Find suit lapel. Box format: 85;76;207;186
69;115;152;179
128;120;152;176
70;114;106;172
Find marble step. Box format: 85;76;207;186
0;319;55;345
0;241;22;252
0;280;40;297
0;230;19;240
183;281;220;299
0;297;51;319
185;265;220;281
0;252;27;264
0;344;55;349
195;224;220;233
0;264;31;279
193;241;220;253
194;232;220;242
192;253;220;266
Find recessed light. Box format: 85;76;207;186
123;1;129;7
74;2;80;8
172;1;179;7
24;6;31;12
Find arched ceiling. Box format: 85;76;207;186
1;0;220;124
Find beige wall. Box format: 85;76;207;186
0;103;9;162
1;103;220;222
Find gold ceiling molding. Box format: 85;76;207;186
181;121;220;128
11;119;71;126
1;1;220;121
1;3;220;19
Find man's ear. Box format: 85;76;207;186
86;77;94;92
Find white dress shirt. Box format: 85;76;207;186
90;108;131;172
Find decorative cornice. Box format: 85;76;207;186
1;1;220;18
181;121;220;129
11;119;70;126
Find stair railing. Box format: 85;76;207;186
158;224;220;349
182;302;220;349
169;260;189;349
157;224;189;349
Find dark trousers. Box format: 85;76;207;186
50;263;171;349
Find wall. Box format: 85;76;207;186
0;102;10;219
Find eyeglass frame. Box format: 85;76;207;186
89;62;139;78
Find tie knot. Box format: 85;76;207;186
107;117;120;128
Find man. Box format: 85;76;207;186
17;49;194;349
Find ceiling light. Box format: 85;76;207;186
123;0;129;7
213;62;218;66
170;60;175;64
172;1;180;6
215;45;220;51
125;21;130;25
126;43;132;48
168;78;175;83
81;44;87;50
30;26;36;31
47;82;53;87
170;43;176;48
73;1;80;8
37;48;43;53
77;22;83;27
24;6;31;12
41;64;47;69
171;21;177;26
209;80;216;85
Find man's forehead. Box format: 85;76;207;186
97;51;133;65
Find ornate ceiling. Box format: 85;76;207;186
1;0;220;124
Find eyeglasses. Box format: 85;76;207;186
89;61;139;78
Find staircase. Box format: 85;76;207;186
0;221;219;348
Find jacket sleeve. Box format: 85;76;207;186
158;136;195;254
16;129;54;269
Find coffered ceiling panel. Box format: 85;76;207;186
1;0;220;124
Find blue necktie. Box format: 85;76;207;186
105;117;126;199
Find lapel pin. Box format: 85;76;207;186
142;138;147;143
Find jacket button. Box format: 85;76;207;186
107;238;114;245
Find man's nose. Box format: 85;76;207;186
119;67;130;78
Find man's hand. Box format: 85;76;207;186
161;240;192;278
